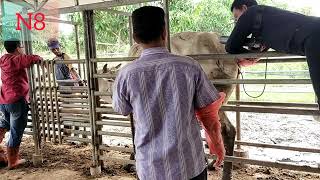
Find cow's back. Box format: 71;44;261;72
128;32;239;100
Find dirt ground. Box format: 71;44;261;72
1;137;319;180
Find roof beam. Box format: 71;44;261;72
34;0;38;9
102;8;131;17
40;0;160;15
45;18;75;25
74;0;79;6
6;0;35;10
36;0;49;11
0;16;74;25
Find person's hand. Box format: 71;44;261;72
39;58;44;63
213;142;225;169
237;58;260;67
260;45;269;52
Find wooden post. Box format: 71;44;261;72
41;63;50;141
47;61;56;143
21;15;42;165
236;84;241;149
83;10;101;175
128;16;133;47
36;63;46;142
163;0;171;52
233;83;248;168
51;60;62;144
75;24;81;76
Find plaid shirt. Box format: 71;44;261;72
113;47;219;180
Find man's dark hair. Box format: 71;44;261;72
4;38;21;53
231;0;258;11
132;6;165;44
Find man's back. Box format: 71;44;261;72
0;54;36;104
258;5;320;54
227;5;320;54
113;47;220;180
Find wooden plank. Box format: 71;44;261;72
24;131;34;135
63;121;91;128
91;52;304;63
57;90;88;93
228;101;318;108
60;98;88;103
60;104;89;108
96;121;131;127
235;141;320;154
94;74;116;79
259;58;306;63
54;60;85;64
64;136;91;143
96;108;121;115
207;155;320;174
60;109;90;114
97;131;132;138
59;94;88;98
212;79;311;85
64;129;91;136
221;105;320;116
91;57;136;62
60;118;90;123
99;145;134;153
94;91;113;96
56;80;81;83
101;116;129;122
59;113;90;118
93;76;311;85
188;52;302;60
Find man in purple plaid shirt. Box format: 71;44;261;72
113;6;225;180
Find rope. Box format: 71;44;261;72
240;58;268;98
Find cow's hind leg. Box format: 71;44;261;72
221;112;236;180
207;112;236;179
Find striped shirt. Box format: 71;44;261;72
112;47;220;180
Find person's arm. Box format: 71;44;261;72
225;10;254;54
63;53;74;70
112;72;132;116
196;92;225;166
18;54;42;69
193;63;225;167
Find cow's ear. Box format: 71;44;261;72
103;64;108;73
115;63;122;69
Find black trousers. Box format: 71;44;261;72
191;168;207;180
304;30;320;109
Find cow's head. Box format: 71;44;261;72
102;63;122;74
98;63;122;104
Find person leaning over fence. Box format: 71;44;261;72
112;6;225;180
226;0;320;109
0;38;43;169
47;38;83;87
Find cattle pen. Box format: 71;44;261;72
1;0;320;179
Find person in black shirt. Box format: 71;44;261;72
226;0;320;109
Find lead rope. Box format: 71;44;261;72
240;57;268;98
